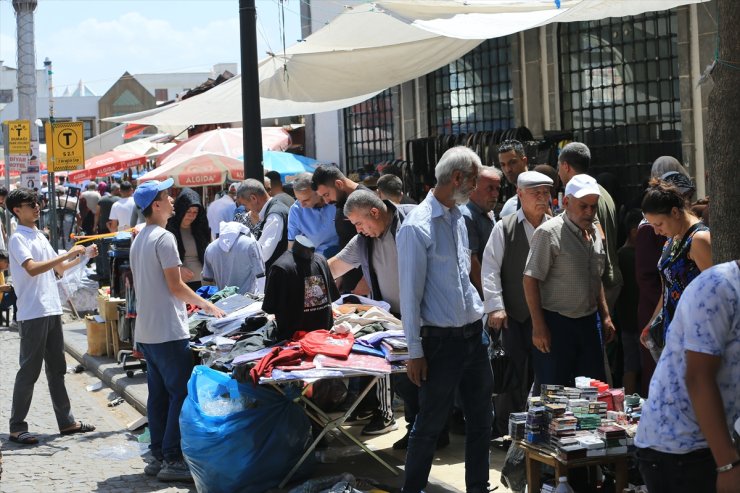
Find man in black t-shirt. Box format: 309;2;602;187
310;165;370;248
262;247;340;341
311;165;369;292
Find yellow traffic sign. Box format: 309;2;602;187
6;120;30;155
47;121;85;172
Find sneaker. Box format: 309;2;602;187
392;431;450;450
344;409;374;425
157;459;193;482
144;459;162;477
361;414;398;435
393;432;410;450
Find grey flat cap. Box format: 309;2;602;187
517;170;553;189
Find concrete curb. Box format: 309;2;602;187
63;320;149;416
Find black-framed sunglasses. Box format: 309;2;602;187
20;201;40;209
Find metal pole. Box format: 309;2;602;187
239;0;264;180
12;0;39;158
45;58;58;250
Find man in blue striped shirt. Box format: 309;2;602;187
398;146;493;493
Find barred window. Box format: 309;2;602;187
427;37;514;136
559;11;681;198
343;88;396;172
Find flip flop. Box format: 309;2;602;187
9;431;39;445
60;422;96;435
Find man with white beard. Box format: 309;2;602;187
397;146;493;493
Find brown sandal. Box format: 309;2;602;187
60;422;96;435
9;431;39;445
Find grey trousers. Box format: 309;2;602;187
9;315;75;433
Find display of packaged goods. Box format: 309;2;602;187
576;435;606;449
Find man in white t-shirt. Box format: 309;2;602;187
7;188;99;445
206;183;237;239
130;178;224;482
107;181;135;232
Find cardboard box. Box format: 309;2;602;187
97;296;124;322
85;315;107;356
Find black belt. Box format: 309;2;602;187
420;319;482;339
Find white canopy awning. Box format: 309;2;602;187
104;0;708;126
377;0;708;39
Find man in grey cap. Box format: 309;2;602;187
482;170;552;435
523;174;616;389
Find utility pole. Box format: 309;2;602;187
45;57;59;250
12;0;39;158
239;0;264;180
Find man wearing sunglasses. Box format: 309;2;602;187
6;188;98;445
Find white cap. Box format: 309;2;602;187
565;174;601;199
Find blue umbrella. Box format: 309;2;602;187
239;151;320;180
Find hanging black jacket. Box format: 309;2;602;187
166;187;210;265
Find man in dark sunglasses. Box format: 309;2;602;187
5;188;98;445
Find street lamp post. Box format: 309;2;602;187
239;0;264;180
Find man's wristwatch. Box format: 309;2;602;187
716;459;740;473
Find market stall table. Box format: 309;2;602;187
515;439;629;493
261;368;405;488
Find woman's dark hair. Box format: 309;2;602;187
0;249;8;261
6;188;37;218
641;178;688;215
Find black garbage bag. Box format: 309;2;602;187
500;441;527;493
490;329;516;395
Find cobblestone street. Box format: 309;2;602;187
0;326;194;493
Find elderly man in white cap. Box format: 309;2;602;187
523;174;616;389
482;170;553;435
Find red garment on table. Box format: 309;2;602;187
296;330;354;359
249;346;304;383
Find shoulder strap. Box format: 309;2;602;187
676;222;704;253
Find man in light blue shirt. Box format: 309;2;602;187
287;173;339;257
397;146;493;493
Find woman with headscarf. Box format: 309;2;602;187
166;188;210;291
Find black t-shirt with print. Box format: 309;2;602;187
262;250;340;340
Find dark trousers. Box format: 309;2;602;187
95;239;112;282
403;321;493;493
138;339;193;462
637;447;717;493
0;289;18;322
492;317;533;436
532;310;605;390
9;315;75;433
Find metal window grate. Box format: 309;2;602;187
559;11;681;200
343;88;396;172
427;37;514;136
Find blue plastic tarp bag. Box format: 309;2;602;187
181;365;313;493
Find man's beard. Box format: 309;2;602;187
453;186;473;206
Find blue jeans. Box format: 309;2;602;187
532;310;605;391
138;339;193;462
403;321;493;493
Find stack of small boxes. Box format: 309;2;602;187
513;377;636;460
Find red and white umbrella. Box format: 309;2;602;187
155;127;291;166
67;151;147;183
138;152;245;187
